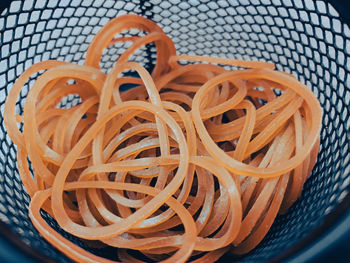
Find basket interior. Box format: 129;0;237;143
0;0;350;262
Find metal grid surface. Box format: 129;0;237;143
0;0;350;262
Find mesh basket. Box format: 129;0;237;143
0;0;350;262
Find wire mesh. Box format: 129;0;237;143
0;0;350;262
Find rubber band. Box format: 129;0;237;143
4;14;322;262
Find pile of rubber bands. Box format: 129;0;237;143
4;14;322;262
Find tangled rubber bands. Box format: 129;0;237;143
4;14;322;262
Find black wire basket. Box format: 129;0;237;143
0;0;350;262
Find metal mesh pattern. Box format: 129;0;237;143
0;0;350;262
